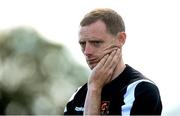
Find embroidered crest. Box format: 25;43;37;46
101;101;110;115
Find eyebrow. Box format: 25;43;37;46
79;37;103;41
79;39;103;44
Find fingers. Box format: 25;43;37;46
103;44;120;56
103;50;117;67
95;45;119;69
109;49;121;69
94;46;121;74
103;44;120;51
94;54;109;70
103;48;121;69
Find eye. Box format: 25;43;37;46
79;41;86;50
92;41;102;47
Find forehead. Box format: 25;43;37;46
79;20;109;41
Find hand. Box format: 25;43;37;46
88;48;121;90
96;44;120;61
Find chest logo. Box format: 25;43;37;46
101;101;110;115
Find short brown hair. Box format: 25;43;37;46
80;8;125;36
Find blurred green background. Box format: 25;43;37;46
0;27;89;115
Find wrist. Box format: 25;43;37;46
88;85;102;95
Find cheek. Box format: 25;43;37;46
96;50;106;59
81;48;85;53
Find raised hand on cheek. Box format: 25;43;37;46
88;48;121;90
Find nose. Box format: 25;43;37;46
84;43;93;56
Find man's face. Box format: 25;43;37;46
79;20;118;69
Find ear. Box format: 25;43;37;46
116;32;126;47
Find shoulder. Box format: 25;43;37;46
129;80;162;114
124;79;161;102
124;65;161;97
68;84;87;102
64;84;87;115
135;80;161;99
122;65;146;82
132;80;162;114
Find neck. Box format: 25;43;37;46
111;58;126;81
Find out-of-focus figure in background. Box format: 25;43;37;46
0;27;88;115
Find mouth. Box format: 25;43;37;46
87;58;99;64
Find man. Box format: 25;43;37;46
64;8;162;115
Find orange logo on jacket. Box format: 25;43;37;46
101;101;110;115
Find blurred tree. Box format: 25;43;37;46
0;27;88;115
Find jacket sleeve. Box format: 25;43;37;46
130;82;162;115
64;86;83;115
64;100;74;115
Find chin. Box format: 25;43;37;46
88;63;97;70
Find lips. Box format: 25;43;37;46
87;59;99;64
